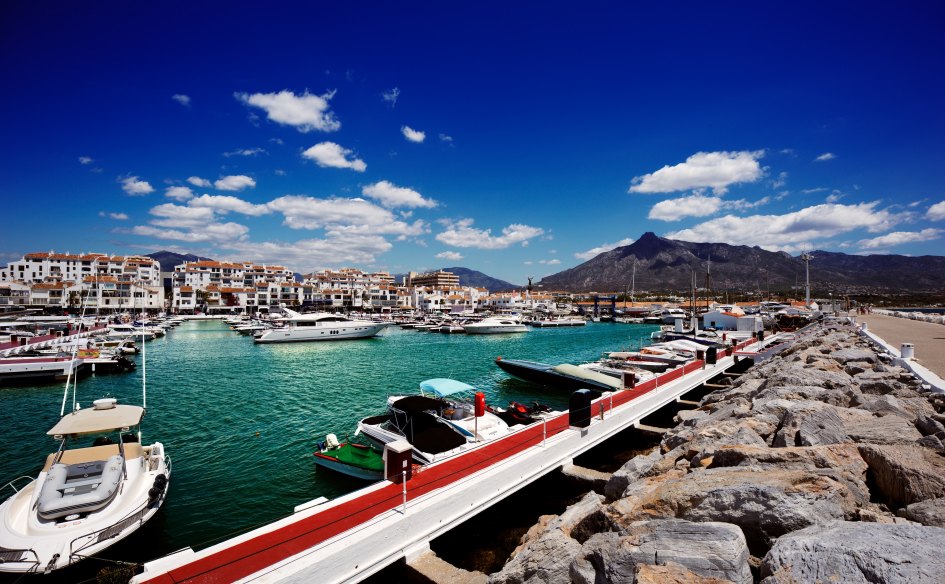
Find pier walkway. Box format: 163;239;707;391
854;313;945;378
132;336;775;584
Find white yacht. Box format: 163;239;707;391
0;398;170;574
463;316;528;335
254;307;389;344
660;307;688;324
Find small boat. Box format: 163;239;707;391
494;357;619;393
313;434;384;481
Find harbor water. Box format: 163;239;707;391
0;320;658;580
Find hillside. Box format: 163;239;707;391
537;232;945;293
146;250;213;271
440;267;519;291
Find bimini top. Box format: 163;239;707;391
47;404;144;436
419;378;476;398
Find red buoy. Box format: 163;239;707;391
474;391;485;417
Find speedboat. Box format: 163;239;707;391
357;378;511;465
313;434;384;481
254;307;390;343
0;398;170;574
463;317;528;335
660;308;687;324
494;357;620;393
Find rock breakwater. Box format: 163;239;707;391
488;324;945;583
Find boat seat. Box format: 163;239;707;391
42;443;143;471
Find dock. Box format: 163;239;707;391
132;335;777;584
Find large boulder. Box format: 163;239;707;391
838;408;923;445
489;493;606;584
858;444;945;507
608;467;859;554
897;497;945;528
760;521;945;583
828;348;877;365
772;406;850;447
709;444;870;505
760;364;852;391
605;449;662;501
570;520;752;584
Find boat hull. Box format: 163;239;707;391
255;322;388;343
494;358;610;392
313;443;384;481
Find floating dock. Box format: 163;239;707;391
133;335;779;584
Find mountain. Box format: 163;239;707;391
537;232;945;293
146;250;213;272
441;267;519;291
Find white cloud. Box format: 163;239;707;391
214;175;256;191
236;90;340;132
801;187;828;194
825;191;845;203
301;142;366;172
148;203;215;229
131;222;249;243
165;186;195;201
362;180;437;209
267;195;426;236
730;196;771;210
927;201;945;221
574;238;635;260
98;211;128;220
629;150;764;195
223;147;266;157
401;126;426;143
771;171;788;189
120;176;154;196
439;133;454;143
815;152;836;162
436;251;463;261
187;176;212;188
172;94;191;107
189;194;270;216
858;228;943;249
78;156;93;165
382;87;400;107
666;202;906;251
222;233;392;268
648;194;723;221
539;259;561;265
436;219;544;249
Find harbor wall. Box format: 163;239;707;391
488;324;945;583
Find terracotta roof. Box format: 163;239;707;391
179;286;194;293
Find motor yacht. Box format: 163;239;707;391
463;316;528;335
254;308;390;343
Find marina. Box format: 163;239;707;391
0;318;662;581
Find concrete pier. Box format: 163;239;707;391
855;312;945;378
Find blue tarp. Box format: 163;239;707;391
419;378;476;397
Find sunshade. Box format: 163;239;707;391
419;378;476;397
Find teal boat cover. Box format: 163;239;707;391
419;378;476;397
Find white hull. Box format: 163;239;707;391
255;322;388;343
0;444;170;574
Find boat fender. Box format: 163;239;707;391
149;474;168;502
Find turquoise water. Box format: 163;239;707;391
0;320;658;565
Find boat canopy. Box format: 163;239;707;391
419;378;477;397
47;404;144;436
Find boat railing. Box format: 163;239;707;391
69;460;170;560
0;542;40;571
1;475;34;496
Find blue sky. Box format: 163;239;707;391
2;2;944;285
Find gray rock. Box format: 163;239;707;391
844;361;871;376
760;521;945;583
608;467;858;554
838;407;923;445
606;450;663;501
773;406;850;447
854;395;914;420
709;444;871;505
897;497;945;528
761;364;852;391
858;444;945;506
490;493;606;584
829;348;877;365
916;435;944;450
570;520;752;584
916;414;945;436
753;384;857;407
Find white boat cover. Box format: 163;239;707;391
47;405;143;436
